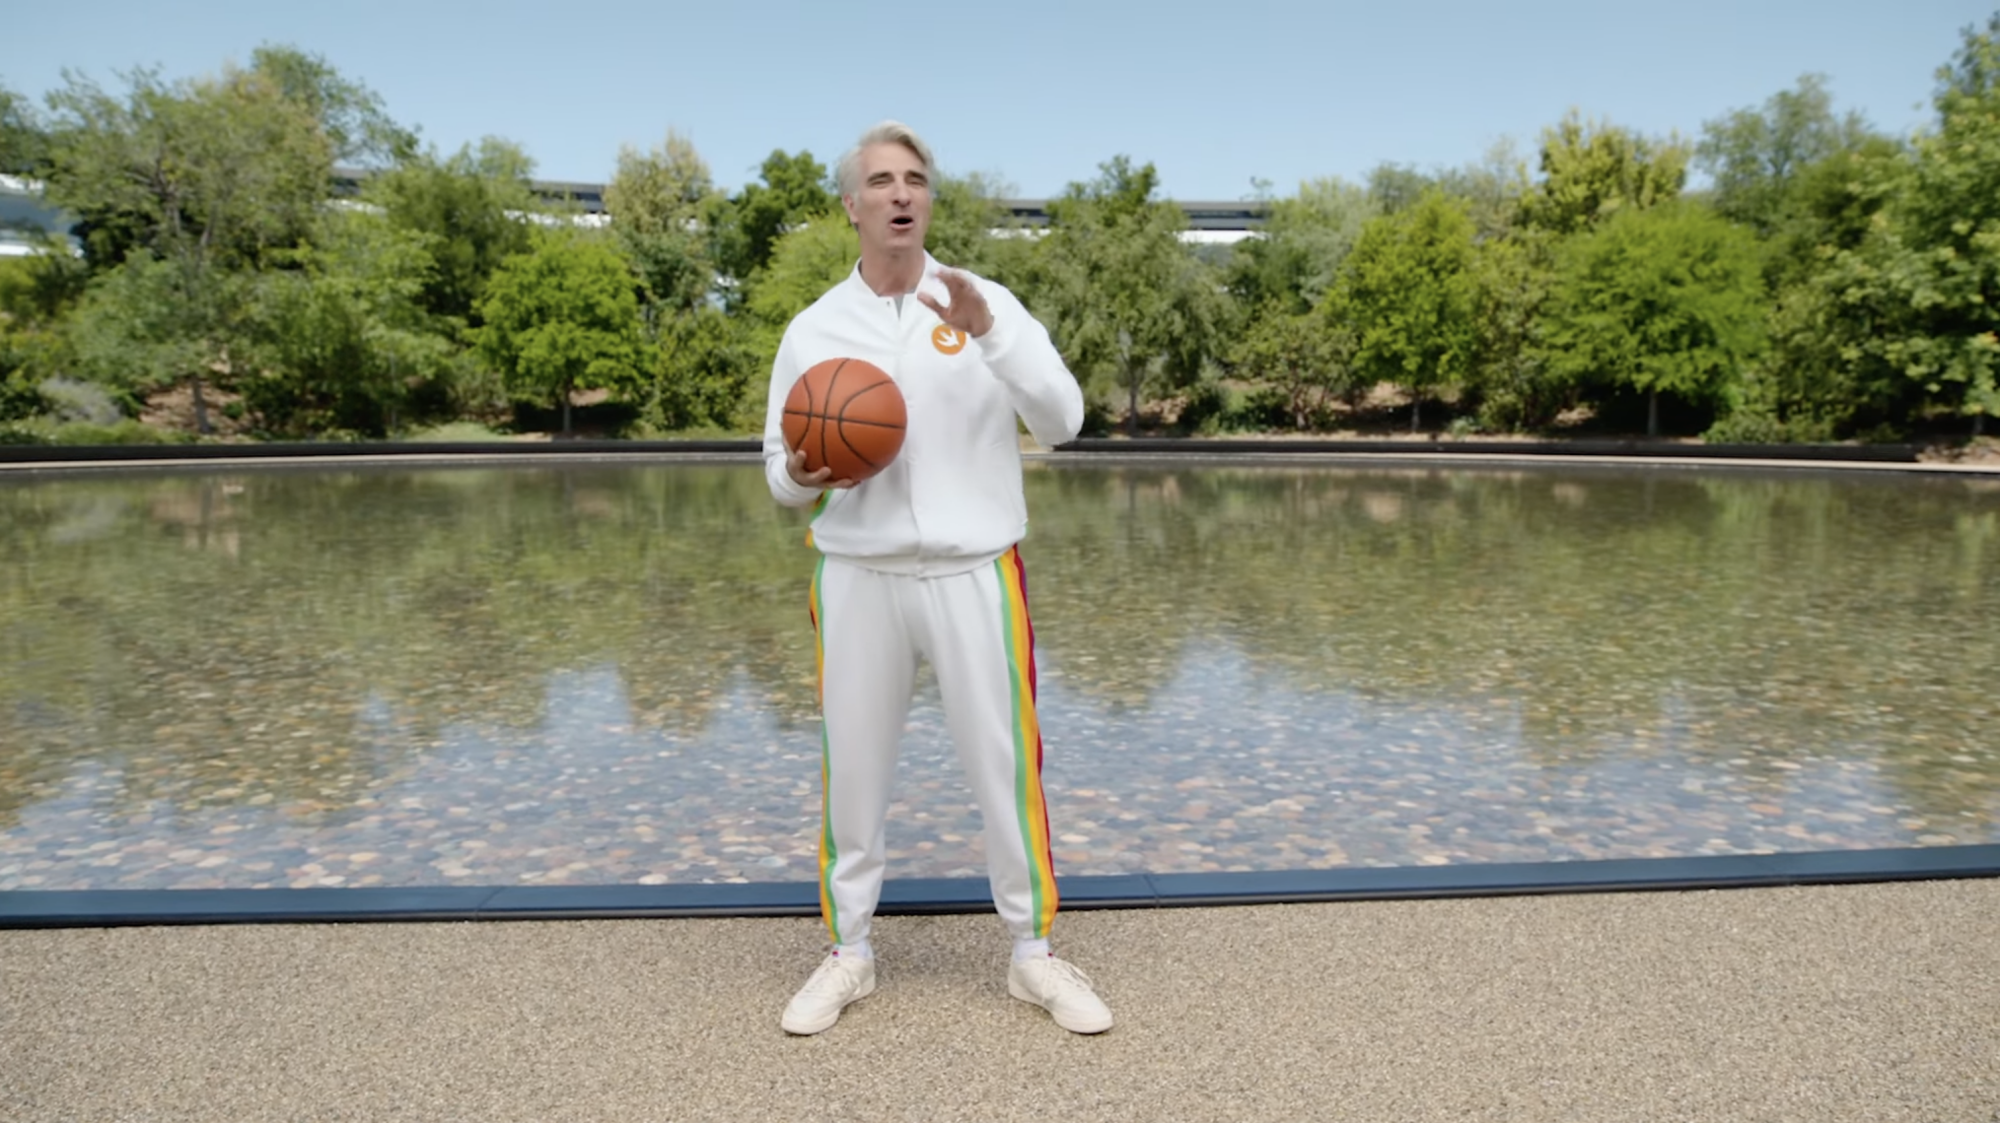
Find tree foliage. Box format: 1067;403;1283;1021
1523;111;1689;235
62;252;235;405
366;138;539;328
746;217;857;333
1365;162;1433;217
1697;73;1874;239
1726;136;1909;440
0;81;48;175
247;44;416;168
604;130;718;318
1230;176;1376;313
474;231;646;434
41;64;330;273
1751;15;2000;438
1543;202;1767;435
1885;13;2000;425
38;62;332;430
10;34;2000;445
927;171;1033;285
1434;139;1535;239
1467;225;1562;430
245;210;453;437
1228;302;1356;429
711;149;835;296
1334;189;1479;429
650;304;760;433
1034;156;1229;434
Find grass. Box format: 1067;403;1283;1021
393;422;521;443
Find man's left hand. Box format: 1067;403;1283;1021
918;269;995;338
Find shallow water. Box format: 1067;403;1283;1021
2;460;1995;890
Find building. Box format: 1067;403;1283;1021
0;174;79;257
1;170;1269;258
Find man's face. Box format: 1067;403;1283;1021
842;142;932;261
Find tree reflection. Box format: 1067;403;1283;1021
1;461;1995;834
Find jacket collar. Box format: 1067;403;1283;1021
845;252;942;300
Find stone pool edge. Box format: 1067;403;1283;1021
5;845;1996;929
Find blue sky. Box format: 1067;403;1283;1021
8;1;1997;200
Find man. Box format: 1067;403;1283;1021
760;120;1110;1036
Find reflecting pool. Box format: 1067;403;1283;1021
2;459;1996;890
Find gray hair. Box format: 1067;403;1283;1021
836;120;937;197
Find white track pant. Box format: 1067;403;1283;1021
808;547;1059;947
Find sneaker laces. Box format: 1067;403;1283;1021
801;955;860;997
1041;957;1099;997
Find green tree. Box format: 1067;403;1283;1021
927;171;1033;285
247;44;416;167
40;63;331;431
1332;188;1479;430
1524;110;1689;235
1224;177;1378;429
1365;162;1433;216
42;65;328;272
603;129;719;319
1882;13;2000;430
1543;201;1767;436
650;305;761;433
0;251;88;424
710;149;835;298
746;217;858;332
603;132;765;434
61;252;241;412
1033;156;1228;435
1697;74;1874;240
1720;136;1907;440
634;212;854;435
1433;138;1536;239
474;230;647;435
245;209;452;436
0;81;48;174
733;215;861;405
1229;176;1376;313
1467;225;1562;430
1766;16;2000;439
1227;301;1356;428
1783;133;1908;256
366;138;540;328
0;237;87;326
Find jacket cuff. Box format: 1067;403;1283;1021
973;313;1019;368
769;456;826;507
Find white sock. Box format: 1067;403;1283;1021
1012;938;1051;963
834;941;873;961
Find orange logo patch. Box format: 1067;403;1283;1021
931;324;968;355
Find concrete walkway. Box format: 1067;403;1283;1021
4;880;1996;1122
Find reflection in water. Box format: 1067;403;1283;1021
1;461;1996;890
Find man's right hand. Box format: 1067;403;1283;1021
787;447;857;490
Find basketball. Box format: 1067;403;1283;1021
782;358;907;483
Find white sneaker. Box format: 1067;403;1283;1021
1008;955;1113;1034
780;954;876;1035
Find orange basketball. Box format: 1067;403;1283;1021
782;358;907;482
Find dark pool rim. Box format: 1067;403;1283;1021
0;436;1961;468
5;845;1995;929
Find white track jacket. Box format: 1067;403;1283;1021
762;255;1085;577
